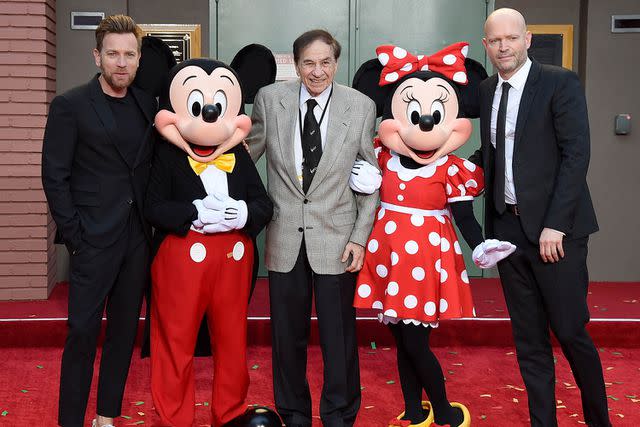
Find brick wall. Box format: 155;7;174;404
0;0;56;300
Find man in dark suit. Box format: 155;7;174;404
41;15;156;427
470;8;611;427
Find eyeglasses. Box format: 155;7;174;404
299;59;336;71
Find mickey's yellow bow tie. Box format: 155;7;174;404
188;153;236;175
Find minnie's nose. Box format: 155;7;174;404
419;115;434;132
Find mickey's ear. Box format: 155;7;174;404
230;44;276;104
352;58;389;117
133;36;177;99
458;58;488;118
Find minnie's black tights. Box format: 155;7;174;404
388;322;463;426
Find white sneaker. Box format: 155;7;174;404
91;419;115;427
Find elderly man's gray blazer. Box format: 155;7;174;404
248;79;378;275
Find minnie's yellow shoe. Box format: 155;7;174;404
387;401;434;427
431;402;471;427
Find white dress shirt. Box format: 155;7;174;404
490;58;532;205
294;83;332;185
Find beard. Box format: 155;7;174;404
101;68;137;92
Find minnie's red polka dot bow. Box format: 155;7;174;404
376;42;470;86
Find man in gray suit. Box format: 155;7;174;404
248;29;378;427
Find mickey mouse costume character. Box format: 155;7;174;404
144;47;274;427
349;43;516;427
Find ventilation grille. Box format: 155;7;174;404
611;15;640;33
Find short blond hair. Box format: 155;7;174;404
95;14;142;52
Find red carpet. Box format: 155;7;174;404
1;279;639;348
2;279;639;320
1;279;639;426
1;345;639;427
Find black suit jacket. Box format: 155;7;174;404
42;75;156;254
144;141;273;257
471;60;598;242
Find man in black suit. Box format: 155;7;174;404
470;8;611;427
41;15;156;427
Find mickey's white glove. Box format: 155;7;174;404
201;192;248;233
472;239;517;269
192;198;224;230
349;159;382;195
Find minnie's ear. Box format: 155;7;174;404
352;58;390;117
230;44;277;104
458;58;488;118
133;36;177;99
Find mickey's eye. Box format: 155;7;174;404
430;100;445;124
187;90;204;118
406;100;421;125
213;90;227;118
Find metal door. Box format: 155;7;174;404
210;0;491;276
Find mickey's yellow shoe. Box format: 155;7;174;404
388;401;434;427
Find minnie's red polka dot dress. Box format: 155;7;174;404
354;141;484;326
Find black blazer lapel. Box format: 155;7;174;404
129;85;156;167
480;74;498;155
481;75;498;170
89;74;135;168
513;60;542;150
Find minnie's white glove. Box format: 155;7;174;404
201;192;248;233
473;239;517;269
349;159;382;195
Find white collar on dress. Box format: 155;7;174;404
386;151;449;182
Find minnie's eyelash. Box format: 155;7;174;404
436;91;450;103
402;91;418;103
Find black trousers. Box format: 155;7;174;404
268;243;360;427
58;212;149;427
493;210;610;427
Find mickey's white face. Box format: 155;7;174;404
378;77;472;165
154;64;251;163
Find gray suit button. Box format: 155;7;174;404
298;227;303;232
304;199;309;204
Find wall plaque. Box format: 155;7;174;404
139;24;201;63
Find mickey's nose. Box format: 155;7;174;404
202;104;220;123
419;115;434;132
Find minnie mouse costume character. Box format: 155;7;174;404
349;43;516;427
144;47;275;427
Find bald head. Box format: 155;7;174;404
485;8;527;35
482;8;531;80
